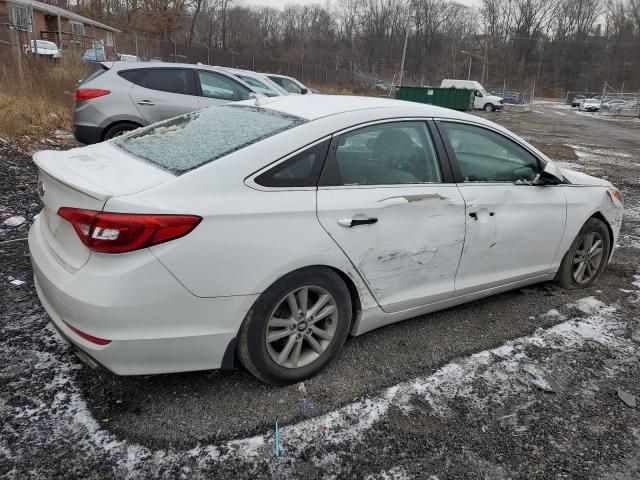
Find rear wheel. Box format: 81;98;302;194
102;122;140;140
484;103;495;112
237;268;352;385
556;218;611;289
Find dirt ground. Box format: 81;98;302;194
1;102;639;479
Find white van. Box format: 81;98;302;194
440;79;503;112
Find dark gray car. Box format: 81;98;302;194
73;62;260;144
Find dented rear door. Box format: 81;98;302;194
316;120;466;313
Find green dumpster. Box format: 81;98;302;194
395;86;473;111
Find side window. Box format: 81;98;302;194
281;79;303;94
198;71;251;101
328;122;441;186
118;69;146;86
145;69;195;95
237;75;278;97
442;122;539;182
255;140;329;188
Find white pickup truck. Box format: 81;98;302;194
440;79;503;112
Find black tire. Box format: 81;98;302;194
555;217;611;290
237;267;352;385
102;122;140;140
484;103;495;112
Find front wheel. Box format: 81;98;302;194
484;103;495;112
237;268;352;385
555;218;611;289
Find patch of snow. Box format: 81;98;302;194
555;161;585;171
575;111;640;124
5;294;637;478
567;296;616;315
543;309;565;319
366;466;413;479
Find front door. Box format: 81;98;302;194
438;121;567;295
317;120;466;313
195;70;252;108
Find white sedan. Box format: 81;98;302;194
29;96;623;385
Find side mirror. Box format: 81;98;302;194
542;160;565;183
300;88;309;95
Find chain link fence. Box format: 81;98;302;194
485;83;535;112
599;83;640;118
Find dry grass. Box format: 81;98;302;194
0;50;384;142
0;51;91;140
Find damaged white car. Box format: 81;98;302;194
29;95;624;385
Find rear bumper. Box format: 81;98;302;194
29;215;258;375
73;124;103;145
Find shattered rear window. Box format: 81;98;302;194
114;105;305;174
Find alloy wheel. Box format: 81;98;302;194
572;231;605;284
265;286;338;369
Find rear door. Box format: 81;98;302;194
128;68;199;123
437;120;567;295
317;120;466;313
195;70;252;108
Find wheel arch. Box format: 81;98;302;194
271;264;363;330
590;211;615;258
326;266;362;334
100;120;144;141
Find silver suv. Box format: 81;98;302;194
74;62;260;144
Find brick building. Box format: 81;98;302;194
0;0;119;54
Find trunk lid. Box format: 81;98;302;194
34;143;174;271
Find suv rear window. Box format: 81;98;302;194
115;105;306;174
118;69;146;85
79;65;108;85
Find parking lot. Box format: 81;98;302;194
1;101;639;479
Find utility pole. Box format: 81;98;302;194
481;37;488;85
30;5;38;57
467;56;471;80
13;27;23;77
398;27;409;87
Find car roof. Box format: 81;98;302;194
251;94;483;123
105;61;231;72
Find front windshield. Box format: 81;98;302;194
35;41;56;49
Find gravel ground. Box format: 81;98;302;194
1;103;639;479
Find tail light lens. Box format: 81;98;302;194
75;88;110;102
57;208;201;254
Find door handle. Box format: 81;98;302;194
137;100;155;106
338;217;378;228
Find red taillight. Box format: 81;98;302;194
75;88;110;102
57;208;201;254
63;320;111;345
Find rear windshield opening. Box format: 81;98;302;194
114;105;305;174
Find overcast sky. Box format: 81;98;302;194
241;0;478;9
